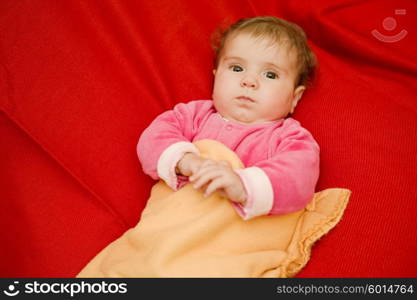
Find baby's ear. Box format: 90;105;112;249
213;69;217;75
290;85;306;113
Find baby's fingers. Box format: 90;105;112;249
192;170;221;189
189;160;217;181
204;177;226;198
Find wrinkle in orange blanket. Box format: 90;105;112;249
77;139;350;277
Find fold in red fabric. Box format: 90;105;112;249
1;0;416;277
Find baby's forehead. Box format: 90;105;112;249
224;32;298;65
227;31;294;54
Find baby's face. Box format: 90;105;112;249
212;33;305;125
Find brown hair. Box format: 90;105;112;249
211;16;317;87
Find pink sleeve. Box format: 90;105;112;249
233;167;274;220
233;124;320;219
137;100;213;188
157;141;199;190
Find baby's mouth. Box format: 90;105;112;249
236;96;255;103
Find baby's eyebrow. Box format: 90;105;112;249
222;56;245;63
222;56;288;74
264;62;287;74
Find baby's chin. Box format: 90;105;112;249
213;99;280;125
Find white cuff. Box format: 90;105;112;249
157;141;200;190
233;167;274;220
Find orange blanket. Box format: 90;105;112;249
77;139;350;277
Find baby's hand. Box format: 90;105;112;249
189;160;247;204
176;152;207;177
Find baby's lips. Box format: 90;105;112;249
236;96;255;102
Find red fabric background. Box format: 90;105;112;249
1;0;416;277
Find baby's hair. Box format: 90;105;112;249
211;16;317;87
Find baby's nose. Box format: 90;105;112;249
241;75;258;89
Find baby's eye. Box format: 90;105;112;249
230;65;244;72
264;71;278;79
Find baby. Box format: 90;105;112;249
137;16;319;220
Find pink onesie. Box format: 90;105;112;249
137;100;320;220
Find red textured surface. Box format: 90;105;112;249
1;0;416;277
